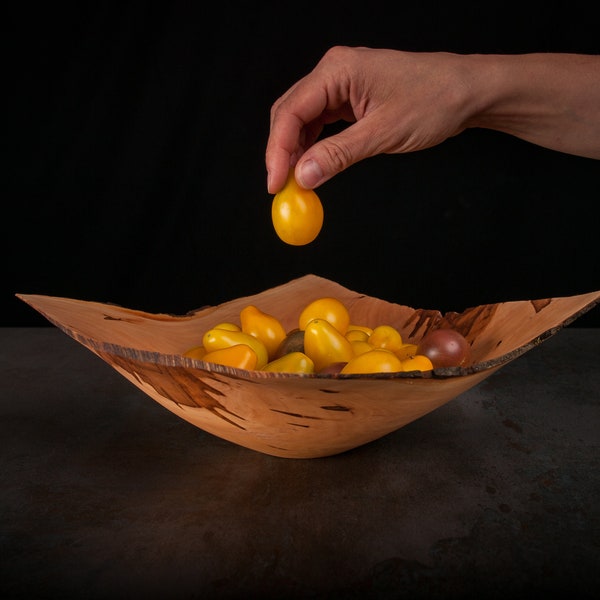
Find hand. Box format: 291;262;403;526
265;46;600;193
266;47;472;192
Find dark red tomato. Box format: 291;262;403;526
416;328;471;368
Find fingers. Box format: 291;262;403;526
267;103;388;191
266;76;330;193
294;115;390;188
265;113;302;193
266;46;389;192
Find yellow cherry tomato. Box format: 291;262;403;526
271;169;324;245
401;354;434;372
212;322;241;331
341;349;404;374
348;324;373;336
299;297;350;335
183;345;207;360
350;340;372;356
202;328;269;369
240;304;287;360
345;329;369;343
395;343;419;361
368;324;403;352
303;318;354;372
262;351;315;374
202;344;258;370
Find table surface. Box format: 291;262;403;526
1;326;599;599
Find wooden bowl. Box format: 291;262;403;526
17;275;600;459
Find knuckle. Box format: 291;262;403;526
321;139;354;172
323;45;351;60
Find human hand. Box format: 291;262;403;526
265;46;600;193
265;46;475;193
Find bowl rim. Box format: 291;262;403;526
16;274;600;382
74;319;563;381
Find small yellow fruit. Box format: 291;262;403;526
262;352;315;374
202;344;258;370
272;169;324;245
368;325;403;352
341;349;404;374
401;355;434;372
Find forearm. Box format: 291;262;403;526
465;53;600;159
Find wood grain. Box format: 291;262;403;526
17;275;600;458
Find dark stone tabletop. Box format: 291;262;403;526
1;326;598;599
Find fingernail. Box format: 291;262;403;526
267;170;273;192
298;159;323;189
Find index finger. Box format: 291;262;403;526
265;79;328;193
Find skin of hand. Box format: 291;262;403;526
265;46;600;193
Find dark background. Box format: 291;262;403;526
5;3;599;328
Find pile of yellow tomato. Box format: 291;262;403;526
183;296;470;375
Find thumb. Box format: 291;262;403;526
295;122;374;189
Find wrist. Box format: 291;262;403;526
461;53;600;158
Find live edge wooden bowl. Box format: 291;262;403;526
17;275;600;459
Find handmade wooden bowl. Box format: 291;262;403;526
17;275;599;459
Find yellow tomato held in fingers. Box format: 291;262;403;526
272;169;324;245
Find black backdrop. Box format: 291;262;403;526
5;3;600;328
